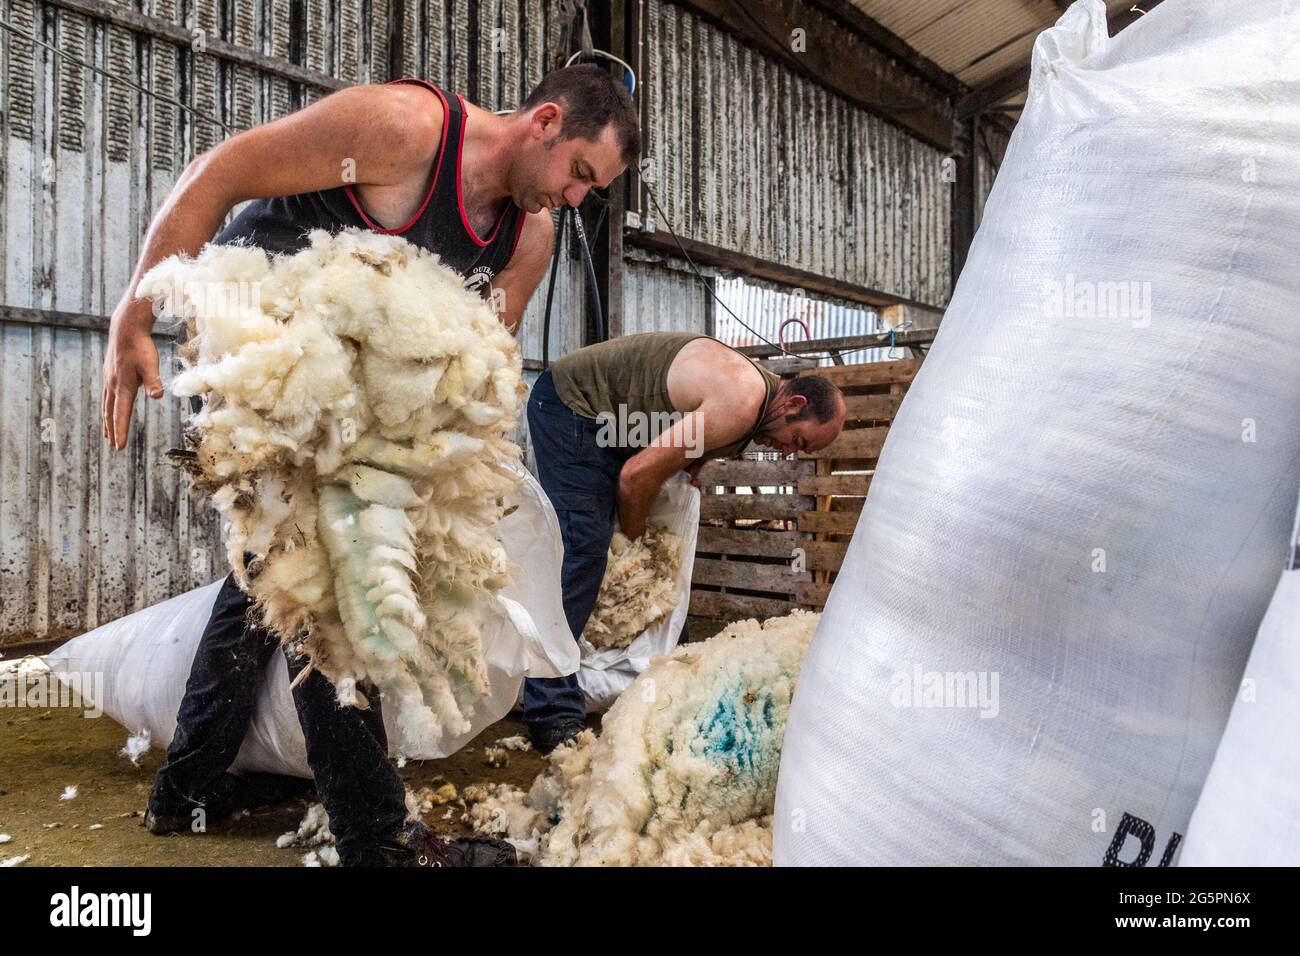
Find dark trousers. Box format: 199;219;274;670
150;573;413;866
521;369;632;733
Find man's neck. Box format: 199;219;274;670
460;107;518;204
758;385;788;429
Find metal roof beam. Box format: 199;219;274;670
956;0;1163;118
807;0;964;95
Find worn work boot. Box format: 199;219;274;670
373;824;519;867
412;834;520;868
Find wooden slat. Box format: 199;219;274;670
796;581;833;607
697;457;811;487
802;425;889;461
806;358;920;388
689;590;798;621
829;498;865;513
800;540;848;572
700;493;810;521
692;558;804;593
843;393;902;421
696;527;800;558
760;357;819;375
798;473;872;497
820;457;878;471
798;511;861;534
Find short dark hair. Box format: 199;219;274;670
785;376;843;424
520;65;641;165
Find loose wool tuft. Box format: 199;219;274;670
468;610;820;865
581;524;683;650
140;229;525;751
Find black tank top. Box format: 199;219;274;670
214;79;526;296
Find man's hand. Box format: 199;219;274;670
102;322;164;450
684;458;706;489
616;469;652;541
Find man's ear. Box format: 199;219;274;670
786;394;809;413
531;102;562;139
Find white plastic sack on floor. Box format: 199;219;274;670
44;464;579;777
1181;495;1300;866
577;473;700;711
775;0;1300;866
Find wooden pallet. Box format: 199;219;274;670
794;357;920;608
689;456;814;622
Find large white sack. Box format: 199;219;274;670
1181;496;1300;866
775;0;1300;867
45;465;580;777
578;473;700;711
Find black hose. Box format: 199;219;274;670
540;207;569;371
572;208;605;344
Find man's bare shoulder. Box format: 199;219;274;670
673;338;767;414
355;82;445;169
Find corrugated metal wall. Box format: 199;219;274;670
620;249;712;337
975;120;1010;230
713;274;895;365
639;0;954;310
714;275;879;347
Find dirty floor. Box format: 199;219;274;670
0;616;733;866
0;701;552;867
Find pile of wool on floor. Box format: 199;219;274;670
466;609;820;865
581;524;683;650
140;229;525;751
279;783;462;866
276;802;339;867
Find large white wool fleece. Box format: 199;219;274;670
139;229;525;751
468;610;819;866
581;524;683;650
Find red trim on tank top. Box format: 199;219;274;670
509;210;528;260
454;94;509;247
343;79;450;235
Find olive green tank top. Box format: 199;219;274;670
550;331;780;459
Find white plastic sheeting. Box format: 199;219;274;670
44;466;580;776
775;0;1300;866
577;474;700;711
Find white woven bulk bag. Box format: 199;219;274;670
774;0;1300;866
1180;496;1300;866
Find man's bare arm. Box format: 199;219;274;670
102;83;444;449
616;397;756;538
491;210;554;334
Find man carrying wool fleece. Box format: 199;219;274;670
101;64;639;868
